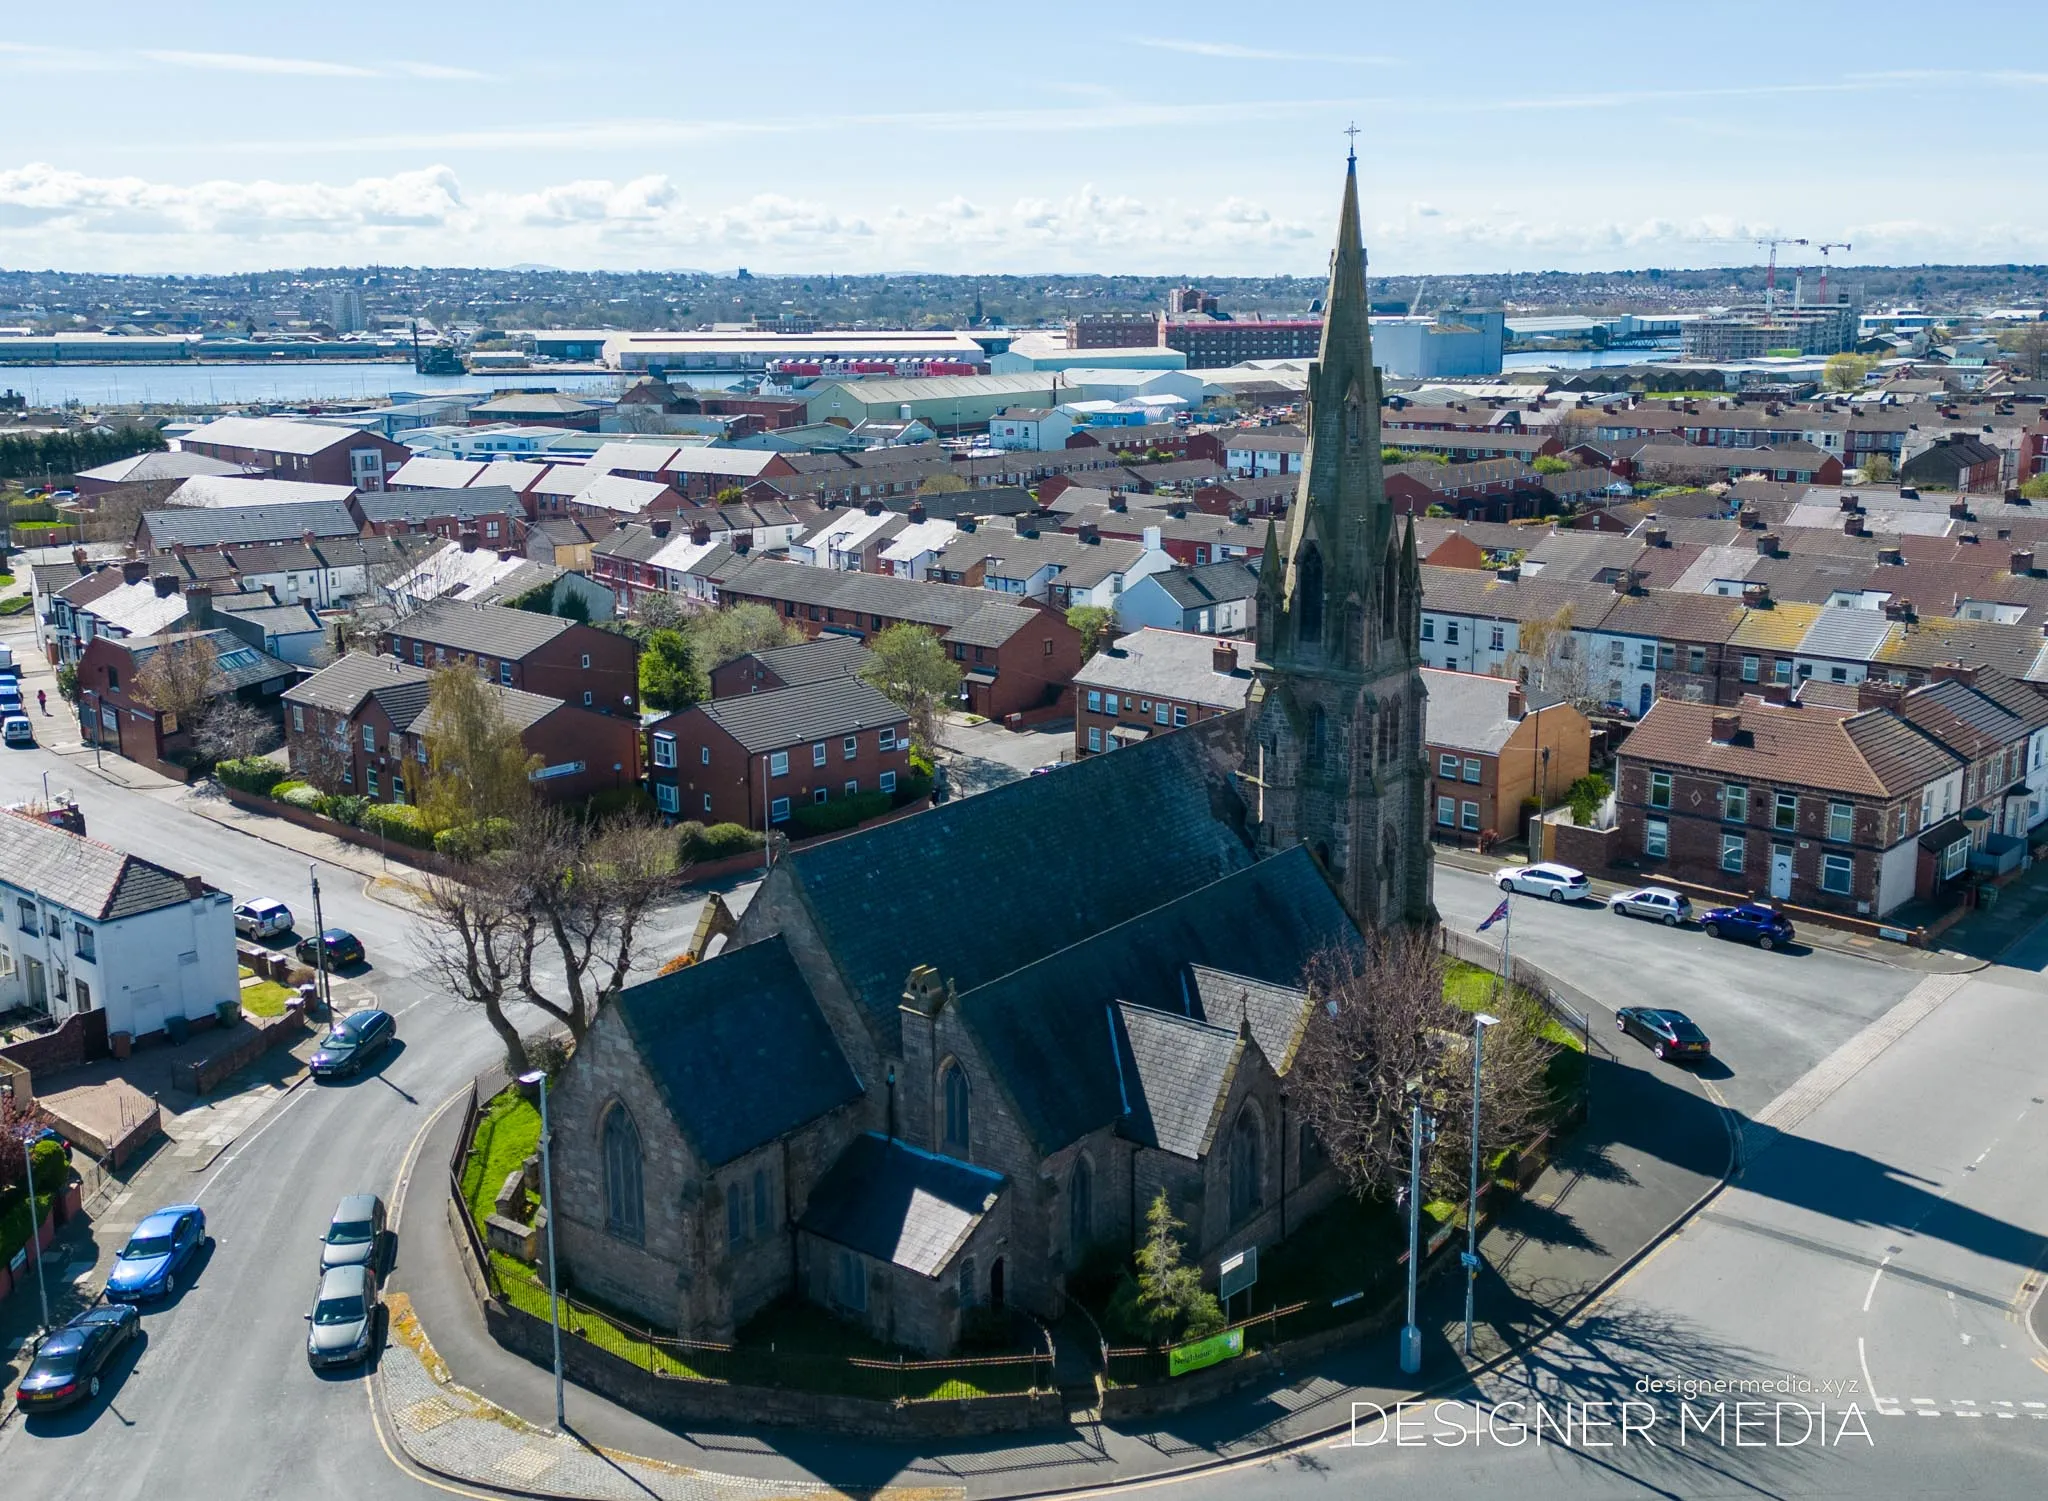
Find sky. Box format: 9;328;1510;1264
2;1;2045;278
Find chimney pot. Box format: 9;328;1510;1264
1763;680;1793;706
1929;660;1979;687
650;516;671;538
907;501;927;523
1711;711;1741;743
1839;494;1861;513
122;558;149;585
1756;532;1781;556
1857;679;1904;710
1211;640;1237;675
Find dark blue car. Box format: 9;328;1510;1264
1701;901;1795;950
105;1204;206;1302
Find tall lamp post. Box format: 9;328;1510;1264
307;864;332;1018
1;1081;52;1339
1462;1013;1500;1357
520;1068;567;1430
1400;1080;1433;1376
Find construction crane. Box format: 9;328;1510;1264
1814;242;1852;305
1754;236;1810;319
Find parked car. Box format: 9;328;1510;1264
234;898;295;940
310;1009;395;1079
1493;862;1591;902
1616;1006;1713;1062
3;714;33;748
306;1263;380;1367
318;1193;387;1273
1701;901;1796;950
297;927;364;969
13;1303;140;1412
1609;887;1693;926
0;685;21;716
105;1204;207;1302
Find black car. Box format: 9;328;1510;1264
15;1303;140;1412
297;927;365;969
309;1009;395;1078
1700;902;1796;950
1616;1006;1713;1062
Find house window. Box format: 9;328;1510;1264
411;642;424;665
1493;626;1507;651
879;726;896;751
74;979;90;1010
1445;622;1461;645
1688;646;1707;674
1173;706;1189;728
1721;833;1746;873
1941;838;1969;880
655;783;679;814
880;770;897;793
1658;643;1676;670
1649;771;1672;809
1155;702;1170;726
581;691;592;706
1461;800;1480;831
1228;1107;1264;1223
1772;659;1793;684
73;923;94;962
1438;796;1456;826
1421;618;1435;641
603;1105;644;1242
291;704;304;733
366;765;378;797
105;667;118;691
1440;754;1460;779
942;1061;971;1154
843;735;858;760
499;661;513;685
1826;801;1854;842
1742;656;1760;682
769;751;789;777
1639;643;1656;670
1089;727;1103;752
1721;784;1748;823
1463;757;1482;783
769;796;790;823
702;793;712;813
362;723;376;751
652;734;676;769
843;779;858;796
1821;852;1854;894
1773;792;1798;831
1644;817;1669;860
812;742;827;768
836;1250;867;1312
580;653;591;669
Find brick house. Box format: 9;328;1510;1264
1421;668;1591;843
1613;693;1962;917
379;600;639;715
713;556;1082;721
282;652;640;805
1900;432;2003;492
357;484;530;546
77;623;294;766
1072;630;1252;758
174;415;408;491
644;676;909;827
708;635;872;700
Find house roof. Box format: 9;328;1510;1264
736;634;874;688
0;807;208;922
611;934;864;1169
388;457;491;490
1147;560;1262;609
1621;698;1952;798
177;416;370;456
386;599;574;660
570;473;673;515
690;676;903;754
798;1133;1003;1277
360;485;523;526
165;475;359;510
1895;676;2032;759
283;651;432;715
76;450;258;485
1421;667;1539;755
1796;607;1897;662
119;629;294;692
1074;629;1253;710
750;716;1254;1056
143;499;360;547
718;556;1052;649
1111;1005;1244;1159
78;579;197;638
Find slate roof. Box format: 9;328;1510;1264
951;843;1353;1156
1074;629;1253;710
1796;607;1896;662
283;651;432;716
694;676;903;753
387;599;574;659
611;934;864;1169
143;499;360;547
1149;560;1262;609
798;1133;1003;1277
747;717;1254;1056
718;556;1049;650
1184;966;1314;1076
740;634;874;688
76;450;258;484
1111;1005;1243;1159
1421;667;1536;756
120;629;294;692
359;485;524;525
0;808;207;922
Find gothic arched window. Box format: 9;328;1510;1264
1308;704;1328;769
1381;546;1400;638
1229;1107;1265;1223
1345;399;1364;451
602;1103;644;1243
942;1061;971;1156
1296;544;1324;644
1069;1156;1094;1259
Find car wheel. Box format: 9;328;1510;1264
1703;922;1720;938
1757;935;1774;951
88;1374;100;1398
1662;913;1678;927
1654;1043;1669;1060
1614;1016;1628;1032
1547;888;1563;903
1498;878;1515;892
1611;902;1625;915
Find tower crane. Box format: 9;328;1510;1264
1814;242;1852;305
1754;236;1809;319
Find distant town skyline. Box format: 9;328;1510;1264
3;1;2044;278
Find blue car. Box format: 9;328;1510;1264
1701;901;1796;950
105;1204;207;1302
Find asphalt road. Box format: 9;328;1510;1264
0;735;725;1500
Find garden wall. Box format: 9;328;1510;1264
0;1009;109;1074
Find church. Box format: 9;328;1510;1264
542;151;1436;1356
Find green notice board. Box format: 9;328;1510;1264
1168;1326;1245;1378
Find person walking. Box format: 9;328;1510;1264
36;689;47;715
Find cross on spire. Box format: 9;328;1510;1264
1344;121;1360;162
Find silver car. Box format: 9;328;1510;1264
1609;887;1693;927
318;1193;387;1274
306;1263;379;1367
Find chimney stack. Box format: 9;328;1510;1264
182;582;213;624
649;516;671;538
1949;498;1970;519
122;558;149;586
1839;494;1862;513
1929;660;1979;687
458;528;478;553
690;520;711;545
1710;711;1741;743
1756;532;1781;557
1881;596;1916;621
1645;525;1669;548
1495;563;1521;583
1857;679;1904;711
152;571;180;597
1844;514;1867;537
2013;549;2035;576
907;500;927;523
1742;581;1772;607
1077;521;1099;544
1507;684;1527;719
302;529;316;548
71;545;87;567
1762;680;1794;707
864;498;883;516
1211;640;1237;675
731;533;751;556
1877;545;1903;565
1739;505;1762;528
1612;568;1640;595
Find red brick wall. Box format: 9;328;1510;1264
648;710;910;829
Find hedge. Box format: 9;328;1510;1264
891;771;933;807
585;785;655;820
676;820;763;863
277;783;329;813
215;757;286;795
435;818;514;861
791;788;892;836
358;801;437;848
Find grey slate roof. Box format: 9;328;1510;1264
121;629;294;692
610;934;863;1169
358;485;524;526
284;651;431;714
143;499;360;547
718;556;1048;649
1073;629;1253;710
1111;1005;1243;1159
741;634;874;688
696;677;903;753
742;716;1254;1055
798;1133;1003;1277
1150;561;1262;609
1185;966;1313;1076
0;808;206;922
1421;668;1537;756
1796;607;1896;662
388;599;573;659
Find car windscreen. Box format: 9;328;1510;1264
321;1031;354;1048
121;1233;174;1258
313;1295;366;1325
328;1220;375;1244
29;1351;81;1376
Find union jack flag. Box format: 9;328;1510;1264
1477;898;1510;933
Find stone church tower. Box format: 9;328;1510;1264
1242;149;1435;932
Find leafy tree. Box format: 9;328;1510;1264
859;621;961;749
1567;772;1612;827
638;627;704;711
629;589;691;635
712;486;746;506
918;471;969;494
133;633;218;735
684;601;803;668
2020;475;2048;502
1133;1191;1225;1343
54;662;77;703
417;666;540;834
1531;454;1570;475
1861;454;1896;484
1824;352;1877;392
1067;604;1115;661
0;424;165;483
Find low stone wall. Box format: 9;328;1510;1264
483;1296;1064;1439
0;1009;109;1074
174;1010;309;1095
1549;820;1618;874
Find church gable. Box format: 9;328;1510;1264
1111;1003;1247;1161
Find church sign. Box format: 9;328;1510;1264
1168;1326;1244;1378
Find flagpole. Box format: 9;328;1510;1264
1498;893;1511;1001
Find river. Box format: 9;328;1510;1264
1501;346;1680;372
0;364;749;409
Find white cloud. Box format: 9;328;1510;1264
1130;37;1398;65
140;49;382;79
0;43;493;82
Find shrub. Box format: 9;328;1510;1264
678;821;763;862
790;788;890;836
1567;772;1611;827
215;757;286;796
0;596;30;616
326;794;368;827
890;771;933;808
359;801;437;848
435;818;515;861
277;783;329;813
908;747;936;778
584;785;655;821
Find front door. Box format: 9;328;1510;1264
1638;683;1653;716
23;958;44;1010
1770;845;1794;901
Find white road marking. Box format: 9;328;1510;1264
1858;1335;1883;1403
191;1079;316;1201
1863;1257;1889;1312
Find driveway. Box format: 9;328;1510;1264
933;713;1072;799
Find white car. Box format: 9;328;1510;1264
234;898;295;940
1;714;31;748
1609;886;1693;927
1494;862;1591;903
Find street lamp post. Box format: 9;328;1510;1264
308;864;331;1018
82;689;103;769
1463;1012;1500;1357
1400;1082;1431;1376
1;1081;51;1339
520;1068;567;1430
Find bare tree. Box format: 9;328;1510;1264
79;477;186;545
1289;933;1560;1207
1508;603;1603;714
133;633;219;736
194;696;278;761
